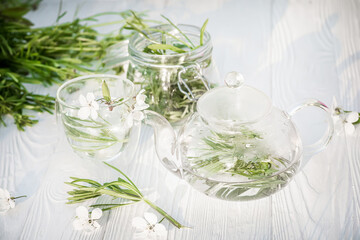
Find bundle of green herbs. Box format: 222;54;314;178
66;162;186;229
0;2;149;130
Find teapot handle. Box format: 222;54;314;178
288;99;334;157
177;63;210;101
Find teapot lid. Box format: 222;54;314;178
197;72;272;127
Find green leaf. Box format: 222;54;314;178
146;44;186;54
161;15;195;48
144;198;188;229
66;162;186;229
1;7;30;18
353;113;360;125
103;162;141;194
90;202;138;211
102;80;111;103
200;19;209;46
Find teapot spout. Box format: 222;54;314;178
144;110;182;177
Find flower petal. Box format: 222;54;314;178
136;95;146;104
133;231;148;240
73;219;84;230
147;231;158;240
90;108;98;120
9;199;15;209
4;189;11;199
136;90;147;105
332;115;340;124
76;206;89;220
92;220;100;229
346;112;359;124
0;201;10;213
78;107;90;120
92;101;99;111
144;212;158;225
125;113;134;128
91;208;102;220
345;123;356;135
153;223;167;234
79;94;88;106
132;111;145;121
331;96;338;110
86;92;95;102
83;223;95;233
134;103;149;111
132;217;148;230
0;188;6;198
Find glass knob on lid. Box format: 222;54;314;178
225;71;244;89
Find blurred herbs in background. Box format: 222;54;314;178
0;0;148;130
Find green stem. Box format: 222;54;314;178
12;195;27;199
143;198;186;229
158;217;165;224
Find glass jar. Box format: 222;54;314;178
127;24;219;124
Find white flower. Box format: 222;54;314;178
125;111;134;129
73;206;102;232
132;111;145;121
132;212;167;240
125;111;145;129
331;97;359;135
134;90;149;111
331;97;341;124
343;112;359;135
78;93;99;120
0;188;15;213
124;89;149;128
134;71;145;83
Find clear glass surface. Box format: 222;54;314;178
127;24;219;124
147;79;333;201
56;74;140;161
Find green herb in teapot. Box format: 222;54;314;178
188;129;287;180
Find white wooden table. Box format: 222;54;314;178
1;0;360;239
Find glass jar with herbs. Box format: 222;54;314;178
126;21;219;124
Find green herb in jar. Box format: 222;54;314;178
126;13;215;123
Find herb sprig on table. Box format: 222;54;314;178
0;4;149;130
66;162;186;229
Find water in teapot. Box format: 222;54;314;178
177;107;301;201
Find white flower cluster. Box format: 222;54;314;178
0;188;15;213
77;89;149;128
73;206;102;232
132;212;167;240
331;97;359;135
125;89;150;128
78;92;99;120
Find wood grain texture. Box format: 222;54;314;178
1;0;360;239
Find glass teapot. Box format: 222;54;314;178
145;72;334;201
